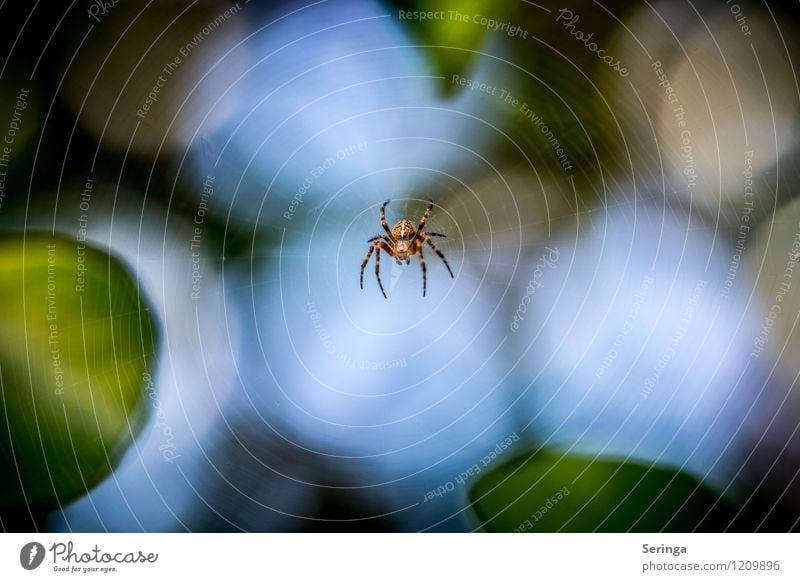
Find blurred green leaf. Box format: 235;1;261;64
469;449;737;532
0;232;159;511
387;0;512;93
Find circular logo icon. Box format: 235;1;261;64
19;542;46;570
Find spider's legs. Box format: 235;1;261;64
380;200;393;239
414;200;433;238
425;232;447;238
367;234;389;243
360;245;375;289
362;240;392;298
374;243;388;299
424;235;454;279
419;246;427;297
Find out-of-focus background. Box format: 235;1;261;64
1;0;800;532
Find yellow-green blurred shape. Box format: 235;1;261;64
469;449;736;532
0;233;158;508
389;0;512;94
61;0;247;156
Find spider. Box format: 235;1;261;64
360;200;454;298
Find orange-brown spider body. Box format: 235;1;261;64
391;219;416;262
360;200;453;298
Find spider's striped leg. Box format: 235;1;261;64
425;232;446;238
380;200;393;239
360;244;375;289
414;200;433;238
419;246;427;297
424;235;453;279
374;243;388;299
367;234;389;243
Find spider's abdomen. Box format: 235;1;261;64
392;219;415;240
